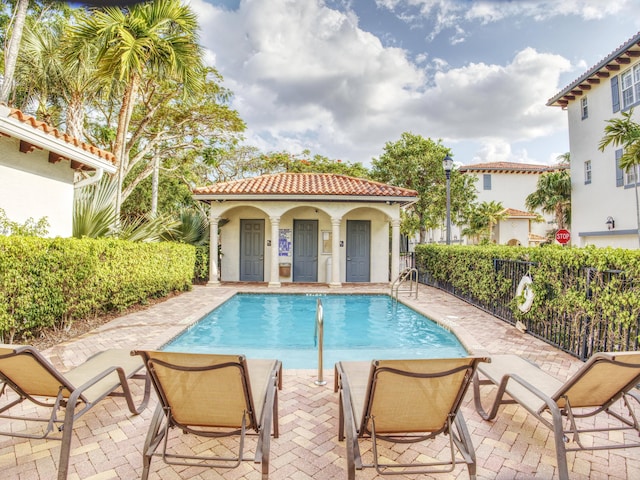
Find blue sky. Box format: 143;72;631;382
187;0;640;167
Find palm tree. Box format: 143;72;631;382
0;0;29;104
73;175;179;241
477;201;508;243
73;175;118;239
599;109;640;247
12;15;70;123
69;0;205;219
460;201;507;244
556;152;571;164
8;5;95;137
525;169;571;231
460;206;486;244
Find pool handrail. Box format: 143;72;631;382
314;298;327;386
391;268;419;301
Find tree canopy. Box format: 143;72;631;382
370;132;477;242
525;169;571;231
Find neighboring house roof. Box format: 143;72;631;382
193;172;418;205
0;105;116;173
459;162;568;174
528;232;547;242
547;31;640;108
501;208;538;218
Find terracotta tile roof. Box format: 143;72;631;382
528;232;548;241
6;108;116;165
501;208;538;218
459;162;568;174
193;173;418;199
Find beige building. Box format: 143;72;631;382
457;162;567;245
193;173;417;287
548;31;640;248
0;105;116;237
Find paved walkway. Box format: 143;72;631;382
1;283;639;479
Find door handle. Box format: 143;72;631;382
347;257;351;261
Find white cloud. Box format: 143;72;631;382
189;0;574;165
378;0;632;29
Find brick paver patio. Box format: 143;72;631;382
1;283;639;479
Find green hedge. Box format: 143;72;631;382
0;236;195;342
415;244;640;356
194;245;209;283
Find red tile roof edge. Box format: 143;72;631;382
7;107;116;165
193;172;418;198
459;162;568;173
502;207;538;217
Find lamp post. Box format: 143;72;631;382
442;154;453;245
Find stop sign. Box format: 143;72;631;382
555;229;570;245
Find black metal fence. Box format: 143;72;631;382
418;257;640;361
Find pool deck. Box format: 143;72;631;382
2;283;640;479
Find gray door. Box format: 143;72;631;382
346;220;370;282
240;219;264;281
293;220;318;282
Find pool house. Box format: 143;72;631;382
193;172;418;287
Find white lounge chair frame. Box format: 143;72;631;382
0;345;150;480
473;352;640;480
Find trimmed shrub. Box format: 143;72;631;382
194;245;209;283
0;236;195;342
415;244;640;357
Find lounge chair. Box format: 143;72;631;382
0;344;150;480
133;350;282;480
472;352;640;480
335;357;488;479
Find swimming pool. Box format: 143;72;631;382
163;294;468;368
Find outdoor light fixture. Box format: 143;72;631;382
442;154;454;245
606;216;615;230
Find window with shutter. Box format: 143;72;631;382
483;174;491;190
620;65;640;110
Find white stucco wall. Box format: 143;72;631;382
213;200;397;283
0;136;75;237
496;218;530;245
471;171;553;239
567;56;640;248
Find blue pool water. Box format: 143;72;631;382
163;294;467;368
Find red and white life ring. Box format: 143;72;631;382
516;275;534;313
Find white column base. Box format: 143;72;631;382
268;281;282;288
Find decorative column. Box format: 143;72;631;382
329;216;342;288
391;218;401;283
207;211;219;286
268;216;281;288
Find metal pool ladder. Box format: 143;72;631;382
314;298;327;385
391;268;419;301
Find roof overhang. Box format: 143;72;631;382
0;105;116;174
547;31;640;108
